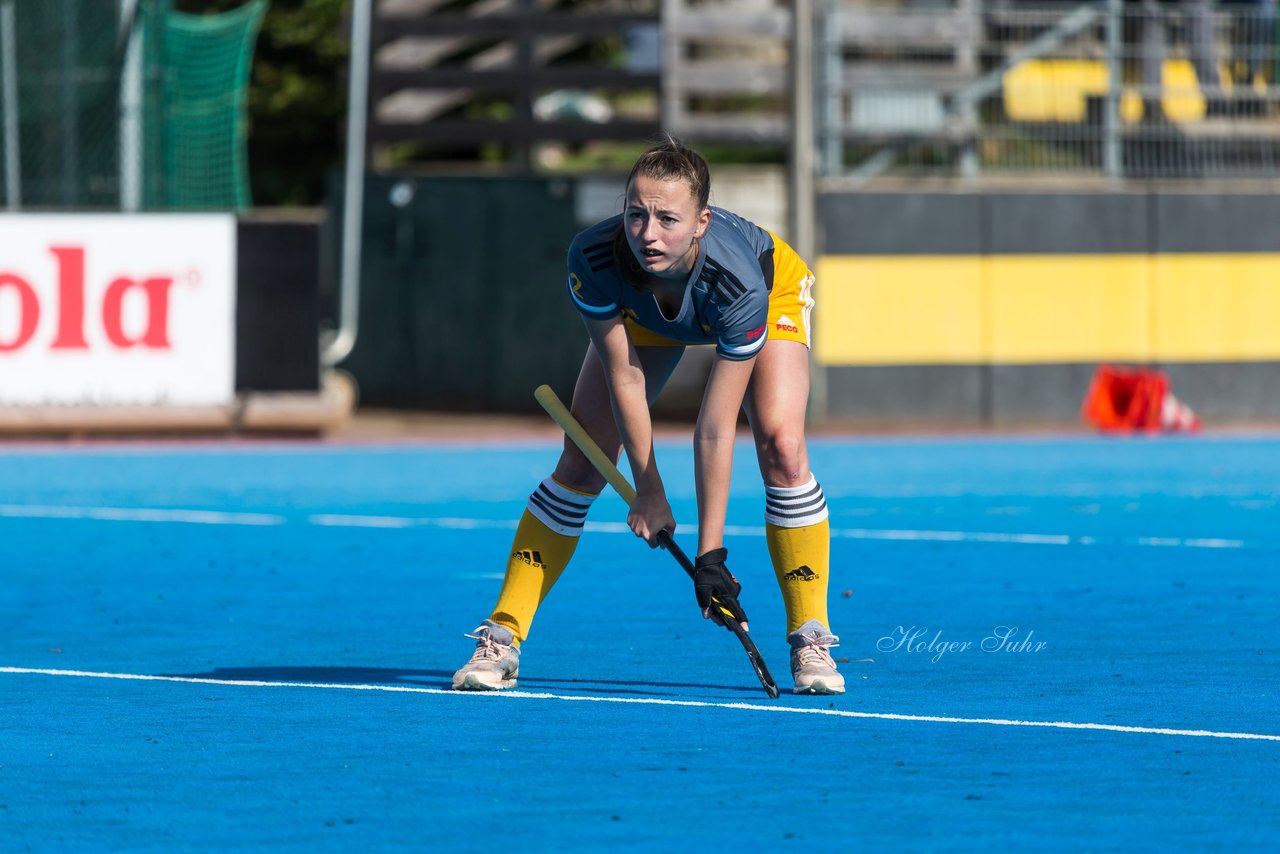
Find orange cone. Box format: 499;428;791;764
1081;365;1200;433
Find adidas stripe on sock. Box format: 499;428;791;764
525;477;597;536
764;475;829;528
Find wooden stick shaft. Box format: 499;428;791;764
534;384;637;506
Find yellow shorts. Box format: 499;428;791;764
626;230;815;350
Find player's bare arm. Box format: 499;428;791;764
584;314;675;546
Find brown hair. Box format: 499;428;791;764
624;136;712;211
612;136;711;289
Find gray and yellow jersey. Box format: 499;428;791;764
566;206;778;361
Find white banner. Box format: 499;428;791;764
0;214;236;406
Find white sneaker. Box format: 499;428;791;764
452;620;520;690
787;619;845;695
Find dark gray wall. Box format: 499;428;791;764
236;215;322;393
339;175;587;412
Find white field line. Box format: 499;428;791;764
0;504;1253;549
0;504;285;526
3;666;1277;743
309;514;518;530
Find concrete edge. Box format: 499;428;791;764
0;372;358;438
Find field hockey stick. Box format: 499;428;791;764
534;384;781;700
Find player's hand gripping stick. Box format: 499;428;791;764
534;384;780;700
691;547;747;627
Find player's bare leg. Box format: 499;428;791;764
744;339;843;694
453;343;683;690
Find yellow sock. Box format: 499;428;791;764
764;476;831;634
767;519;831;633
489;478;596;643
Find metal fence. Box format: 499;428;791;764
0;0;262;212
662;0;1279;180
0;0;134;209
814;0;1280;181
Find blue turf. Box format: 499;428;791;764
2;435;1278;850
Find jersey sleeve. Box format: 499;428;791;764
714;288;769;361
565;241;620;321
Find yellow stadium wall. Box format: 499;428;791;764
816;253;1280;366
814;191;1280;427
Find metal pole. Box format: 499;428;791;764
1;0;19;209
790;0;826;423
119;0;143;211
820;0;842;177
957;0;979;178
514;0;534;170
1104;0;1123;179
790;0;815;263
322;0;373;368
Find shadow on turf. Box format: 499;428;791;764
170;666;762;697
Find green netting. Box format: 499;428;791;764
0;0;265;211
156;0;266;209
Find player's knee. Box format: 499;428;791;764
552;447;608;495
758;429;807;484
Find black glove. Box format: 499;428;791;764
693;547;748;627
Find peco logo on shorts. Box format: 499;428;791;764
745;322;767;341
0;245;176;353
775;314;799;334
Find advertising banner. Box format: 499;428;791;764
0;215;236;406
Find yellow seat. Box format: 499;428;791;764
1003;58;1229;124
1003;59;1110;122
